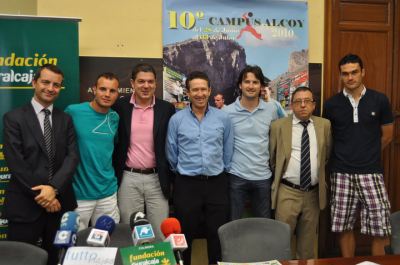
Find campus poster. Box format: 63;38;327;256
162;0;308;110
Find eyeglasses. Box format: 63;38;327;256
292;99;315;106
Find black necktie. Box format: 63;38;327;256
43;109;54;179
300;120;311;190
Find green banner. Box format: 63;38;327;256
120;242;177;265
0;15;80;240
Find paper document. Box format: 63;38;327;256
218;261;282;265
63;246;118;265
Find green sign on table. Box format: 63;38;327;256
120;242;177;265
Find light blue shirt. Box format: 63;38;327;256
270;98;287;118
166;105;234;176
224;98;278;180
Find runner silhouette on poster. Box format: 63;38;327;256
236;12;262;40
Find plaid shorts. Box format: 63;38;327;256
330;172;391;237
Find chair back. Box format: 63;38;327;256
0;241;48;265
390;211;400;254
218;217;291;262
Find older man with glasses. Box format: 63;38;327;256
270;86;332;259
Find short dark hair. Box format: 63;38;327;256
185;71;210;91
237;65;266;87
214;93;224;98
131;63;156;80
95;72;120;86
338;53;364;70
33;64;64;82
291;86;314;102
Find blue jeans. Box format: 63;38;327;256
229;173;271;220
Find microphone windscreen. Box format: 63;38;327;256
59;211;80;233
129;211;148;229
160;217;181;238
95;215;116;234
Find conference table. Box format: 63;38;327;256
280;255;400;265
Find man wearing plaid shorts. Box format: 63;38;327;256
324;54;394;257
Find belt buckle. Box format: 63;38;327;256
299;184;306;192
145;168;156;174
200;175;209;180
301;184;316;192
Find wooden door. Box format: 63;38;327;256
322;0;400;257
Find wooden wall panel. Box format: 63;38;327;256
338;31;390;94
340;2;389;24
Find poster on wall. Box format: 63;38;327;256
162;0;308;110
79;57;163;102
0;15;80;240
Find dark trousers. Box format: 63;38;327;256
229;173;272;220
173;172;230;265
8;211;62;265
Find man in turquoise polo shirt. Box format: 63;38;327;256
65;72;120;230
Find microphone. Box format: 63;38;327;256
130;211;148;226
54;211;80;265
129;211;155;246
95;215;116;234
160;217;180;237
86;215;116;247
161;217;188;265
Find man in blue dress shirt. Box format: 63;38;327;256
166;71;234;265
224;65;279;220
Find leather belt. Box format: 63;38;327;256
124;167;157;174
178;172;224;180
281;178;317;192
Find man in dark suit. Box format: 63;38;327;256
3;64;79;265
112;63;175;240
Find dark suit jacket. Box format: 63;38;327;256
3;103;78;223
269;115;332;210
112;96;175;198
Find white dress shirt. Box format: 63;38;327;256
283;115;318;185
31;97;53;134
